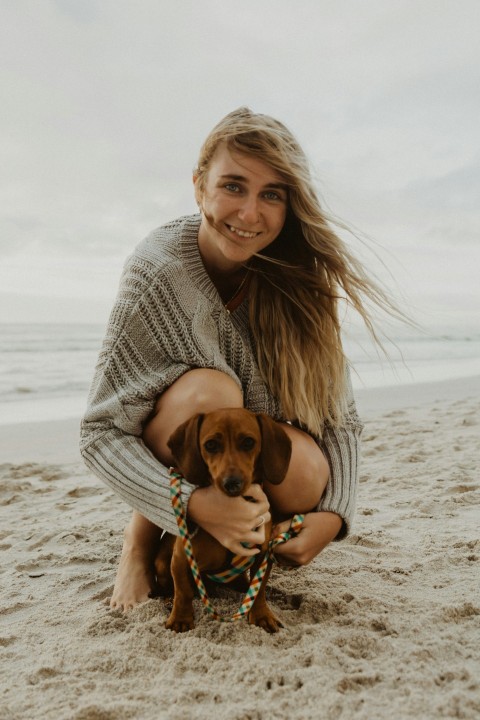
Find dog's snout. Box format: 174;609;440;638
222;475;244;496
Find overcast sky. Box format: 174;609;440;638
1;0;479;329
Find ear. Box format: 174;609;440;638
255;414;292;485
193;174;203;209
167;413;209;486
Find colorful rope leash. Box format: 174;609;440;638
169;469;304;623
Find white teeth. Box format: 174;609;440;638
229;225;258;238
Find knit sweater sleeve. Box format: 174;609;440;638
316;365;364;539
79;228;229;536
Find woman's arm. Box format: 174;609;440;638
80;424;193;536
80;223;251;537
316;365;364;540
80;239;199;536
273;511;343;566
272;366;363;565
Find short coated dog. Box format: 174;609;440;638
156;407;292;633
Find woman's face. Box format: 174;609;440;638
195;144;288;275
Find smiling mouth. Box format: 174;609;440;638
227;224;261;239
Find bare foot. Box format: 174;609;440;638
108;545;156;612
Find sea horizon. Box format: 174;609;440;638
1;320;479;426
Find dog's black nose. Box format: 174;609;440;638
222;475;243;496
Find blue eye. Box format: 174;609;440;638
225;183;240;193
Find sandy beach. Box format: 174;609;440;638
1;376;479;720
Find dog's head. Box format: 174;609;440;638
167;408;292;496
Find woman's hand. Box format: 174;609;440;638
273;511;342;567
187;483;271;556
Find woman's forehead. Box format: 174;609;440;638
208;144;287;186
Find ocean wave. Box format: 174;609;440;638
1;323;479;409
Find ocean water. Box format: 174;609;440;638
0;322;479;425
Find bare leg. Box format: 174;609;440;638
265;423;330;516
109;369;243;611
109;511;161;611
142;368;243;464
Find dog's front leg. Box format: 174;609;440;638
165;539;196;632
248;558;283;633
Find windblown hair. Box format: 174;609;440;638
195;107;399;436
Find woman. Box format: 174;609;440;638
81;108;381;612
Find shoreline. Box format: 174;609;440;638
0;374;478;465
354;372;480;415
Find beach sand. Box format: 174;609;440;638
1;377;479;719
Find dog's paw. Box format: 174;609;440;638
248;608;284;634
165;613;195;633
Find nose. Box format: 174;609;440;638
238;196;259;225
222;475;244;496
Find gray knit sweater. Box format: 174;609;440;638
80;214;363;539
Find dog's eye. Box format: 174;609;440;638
241;437;256;451
204;439;220;453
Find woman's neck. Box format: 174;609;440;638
210;267;249;304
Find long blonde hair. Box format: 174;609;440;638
195;107;400;436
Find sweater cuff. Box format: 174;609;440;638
316;423;362;541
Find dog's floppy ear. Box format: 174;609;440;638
255;414;292;485
167;413;209;486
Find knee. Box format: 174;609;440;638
156;368;243;416
268;426;330;514
143;369;243;465
284;425;330;489
301;445;330;491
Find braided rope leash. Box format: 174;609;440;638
169;469;304;623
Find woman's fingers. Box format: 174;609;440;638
211;508;271;554
223;526;270;556
226;540;260;557
243;483;267;501
272;512;342;566
272;519;292;537
187;484;272;552
252;510;271;530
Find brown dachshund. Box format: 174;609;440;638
156;407;292;633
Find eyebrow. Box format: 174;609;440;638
219;174;288;191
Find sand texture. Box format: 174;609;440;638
1;380;479;719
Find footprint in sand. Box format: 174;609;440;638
441;602;480;622
337;672;382;694
453;540;480;551
445;484;479;495
0;636;17;647
344;533;384;548
0;601;33;616
27;666;62;685
405;453;427;463
15;553;56;573
26;532;60;550
335;632;382;660
264;586;303;610
67;486;99;498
